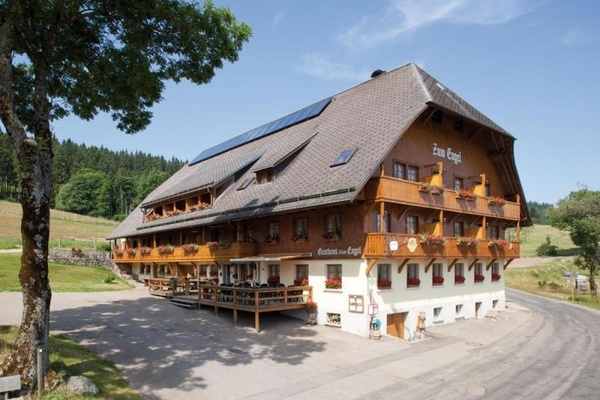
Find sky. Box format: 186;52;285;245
51;0;600;205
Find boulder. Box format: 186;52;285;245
67;376;99;395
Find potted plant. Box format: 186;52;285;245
407;277;421;287
156;245;174;255
264;234;279;245
267;276;280;286
325;278;342;289
322;231;341;242
206;241;220;250
432;276;444;285
139;246;152;255
291;234;308;243
305;301;317;325
377;278;392;289
418;182;444;194
182;243;199;254
113;248;124;256
454;275;466;284
474;274;485;282
125;247;137;256
492;273;502;281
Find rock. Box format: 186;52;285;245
67;376;99;395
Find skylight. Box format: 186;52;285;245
330;149;356;167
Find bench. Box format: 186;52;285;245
0;375;21;399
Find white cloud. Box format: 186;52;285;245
560;29;591;47
296;53;370;81
338;0;544;49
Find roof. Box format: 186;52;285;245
108;63;530;240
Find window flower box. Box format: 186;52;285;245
156;245;174;255
377;279;392;289
113;248;124;257
474;274;485;283
322;231;341;242
291;234;308;243
419;233;445;246
265;235;279;245
325;278;342;289
432;276;444;285
454;275;466;284
418;183;444;194
206;241;220;250
139;246;151;256
492;273;502;281
125;247;137;256
488;238;508;249
456;189;476;201
457;236;477;246
182;244;199;254
294;278;309;286
267;276;280;286
407;277;421;287
487;196;507;206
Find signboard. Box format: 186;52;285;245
368;303;379;316
349;295;364;313
407;237;418;253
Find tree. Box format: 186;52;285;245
548;189;600;295
0;0;250;391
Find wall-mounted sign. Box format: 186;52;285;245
407;237;418;253
317;246;362;257
389;240;399;251
433;143;462;165
368;303;379;315
349;295;364;313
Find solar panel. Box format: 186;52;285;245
190;97;331;165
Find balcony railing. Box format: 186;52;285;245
364;177;520;220
364;233;520;259
114;242;258;263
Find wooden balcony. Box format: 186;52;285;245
364;177;521;221
114;242;258;264
364;233;520;259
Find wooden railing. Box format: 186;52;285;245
364;177;521;220
198;285;313;309
114;241;257;263
364;233;520;259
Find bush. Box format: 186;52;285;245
103;273;116;284
536;235;558;256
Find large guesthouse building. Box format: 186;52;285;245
108;63;530;339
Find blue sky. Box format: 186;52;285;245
52;0;599;204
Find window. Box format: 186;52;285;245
296;264;308;279
269;264;280;279
237;177;254;190
294;218;308;240
325;214;341;235
431;110;443;124
454;118;464;131
453;176;463;191
453;221;464;237
433;307;442;319
492;263;501;281
490;225;500;239
455;263;465;284
267;222;280;242
326;264;342;289
474;263;484;283
432;263;444;285
330;149;357;167
377;264;392;289
407;165;419;182
406;215;418;234
407;263;420;287
456;304;463;315
256;169;274;184
241;224;253;242
393;162;406;179
377;212;391;233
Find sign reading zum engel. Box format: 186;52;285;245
317;246;362;257
433;142;462;165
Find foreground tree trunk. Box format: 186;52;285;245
0;6;53;389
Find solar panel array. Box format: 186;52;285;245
189;97;332;166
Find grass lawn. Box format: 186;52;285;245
0;326;142;400
506;257;600;310
0;254;133;292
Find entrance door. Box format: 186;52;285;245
475;302;481;319
387;312;407;339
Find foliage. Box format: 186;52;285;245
0;254;132;292
457;236;477;246
294;277;309;286
527;201;552;225
488;238;508;248
456;189;476;200
325;278;342;289
474;274;485;282
454;275;466;284
492;273;502;281
267;276;281;285
418;183;444;193
536;235;558;256
548;189;600;295
418;233;445;245
487;196;507;206
432;276;444;284
407;277;421;286
377;278;392;288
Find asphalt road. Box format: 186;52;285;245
3;286;600;399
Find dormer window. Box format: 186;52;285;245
256;169;274;184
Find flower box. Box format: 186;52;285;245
294;278;309;286
488;238;508;249
492;273;502;281
322;232;341;242
267;276;280;286
113;249;124;256
418;183;444;194
156;245;174;255
474;274;485;283
457;237;477;246
407;277;421;287
454;275;466;284
291;235;308;243
325;278;342;289
456;189;476;201
418;233;445;246
487;196;507;206
182;244;199;254
377;279;392;289
432;276;444;285
139;246;151;255
206;241;220;250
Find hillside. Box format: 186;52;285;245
0;200;118;249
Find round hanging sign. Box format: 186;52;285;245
389;240;399;251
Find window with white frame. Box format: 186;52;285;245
453;176;463;190
267;222;280;242
393;161;406;179
432;263;444;285
377;264;392;289
325;214;341;236
326;264;342;289
294;218;308;240
455;263;465;284
377;211;391;233
474;263;484;282
407;263;420;287
295;264;308;286
269;264;280;278
407;165;418;182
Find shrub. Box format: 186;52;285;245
536;236;558;256
103;273;116;284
